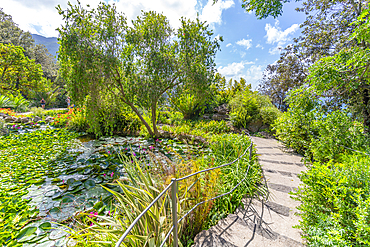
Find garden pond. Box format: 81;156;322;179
0;122;209;246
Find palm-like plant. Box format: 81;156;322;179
7;94;29;112
0;95;13;108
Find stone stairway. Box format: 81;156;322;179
193;137;306;246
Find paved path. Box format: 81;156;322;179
193;137;306;246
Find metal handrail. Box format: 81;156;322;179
116;134;254;247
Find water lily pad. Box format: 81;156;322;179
22;243;36;247
44;190;56;197
66;178;76;185
93;201;104;210
49;229;69;240
15;226;37;240
67;238;77;247
39;222;52;231
36;240;56;247
67;181;82;191
84;179;96;189
26;233;47;243
17;233;37;243
49;207;61;215
55;237;68;246
27;178;45;184
61;194;75;204
69;184;84;194
51;178;62;183
83;168;92;175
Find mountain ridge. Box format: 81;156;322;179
31;34;59;58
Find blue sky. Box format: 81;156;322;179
2;0;306;89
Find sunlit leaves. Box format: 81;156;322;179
0;43;45;97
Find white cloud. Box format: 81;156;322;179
218;61;246;76
256;43;264;49
226;43;232;47
236;38;252;49
217;62;263;89
200;0;234;29
268;46;283;55
264;20;299;55
265;20;299;45
4;0;226;37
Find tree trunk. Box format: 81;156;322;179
125;100;155;137
151;102;160;138
362;87;370;134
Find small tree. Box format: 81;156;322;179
57;2;221;137
0;43;43;97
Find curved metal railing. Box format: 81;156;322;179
115;134;254;247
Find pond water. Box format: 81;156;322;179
4;123;207;246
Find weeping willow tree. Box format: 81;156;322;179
57;2;221;137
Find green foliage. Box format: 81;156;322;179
70;160;183;246
66;108;89;132
0;43;44;97
161;119;231;138
57;2;221;137
43;108;68;117
30;107;45;118
205;133;265;228
273;85;370;162
259;0;362;112
293;154;370;246
0;129;78;245
7;93;29;112
0;95;12;108
89;99;142;137
211;74;247;106
158;108;183;125
229;87;281;130
29;79;61;109
170;92;205;120
0;8;35;57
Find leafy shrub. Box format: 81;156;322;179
293;154;370;246
0;118;8;136
229;88;280;130
158;109;183;125
94;104;141;136
66;108;89;132
0;95;12;108
7;94;29;112
30;107;45;118
273;87;369;162
260;106;282;125
43;109;69;117
170;93;206;120
161;119;231;139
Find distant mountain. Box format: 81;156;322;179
31;34;59;58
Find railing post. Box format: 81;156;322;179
171;178;178;247
249;143;253;161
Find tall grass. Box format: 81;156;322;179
68;155;185;247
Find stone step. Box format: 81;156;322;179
257;154;304;164
238;199;303;243
264;171;301;188
260;160;307;174
193;204;304;247
263;168;300;178
193;137;307;247
267;187;301;210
